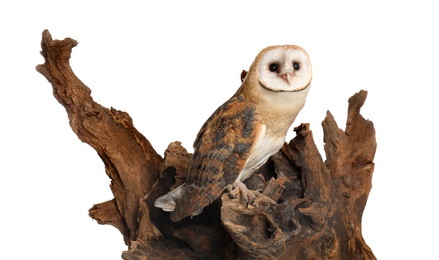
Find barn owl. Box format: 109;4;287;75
154;45;312;222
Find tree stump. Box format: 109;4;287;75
36;30;376;259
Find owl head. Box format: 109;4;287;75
244;45;312;93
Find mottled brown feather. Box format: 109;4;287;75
170;95;265;222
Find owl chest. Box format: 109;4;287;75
237;131;285;181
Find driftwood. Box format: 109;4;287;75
36;30;376;259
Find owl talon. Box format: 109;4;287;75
227;184;237;199
228;180;256;207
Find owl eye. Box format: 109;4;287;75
269;63;279;72
293;61;300;70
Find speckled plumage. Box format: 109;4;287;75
155;45;312;222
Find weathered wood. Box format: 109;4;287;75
37;30;376;259
36;30;163;245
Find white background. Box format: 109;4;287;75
1;1;438;259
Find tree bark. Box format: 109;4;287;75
37;30;376;259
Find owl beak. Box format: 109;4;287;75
280;73;292;85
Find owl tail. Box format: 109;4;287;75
154;183;186;212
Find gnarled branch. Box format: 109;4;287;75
37;30;376;259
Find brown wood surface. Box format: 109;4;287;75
37;30;376;259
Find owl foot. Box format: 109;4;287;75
227;180;256;207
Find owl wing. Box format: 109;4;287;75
170;96;265;222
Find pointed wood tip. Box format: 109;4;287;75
348;90;368;112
